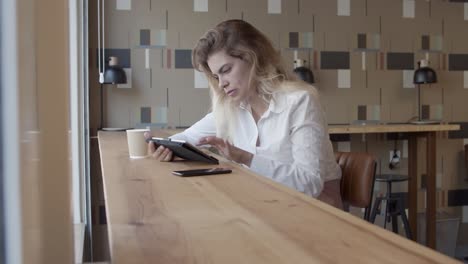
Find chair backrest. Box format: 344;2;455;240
335;152;377;219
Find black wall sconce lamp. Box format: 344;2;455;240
99;56;127;130
411;59;438;124
97;0;127;129
293;59;315;84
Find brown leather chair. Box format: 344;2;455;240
335;152;377;221
465;144;468;179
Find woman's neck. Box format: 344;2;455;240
248;94;268;123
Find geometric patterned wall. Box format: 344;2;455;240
93;0;468;129
89;0;468;245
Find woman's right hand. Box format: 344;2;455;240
144;132;174;162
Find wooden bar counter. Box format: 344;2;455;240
98;131;459;264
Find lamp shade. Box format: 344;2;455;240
413;66;437;84
104;66;127;84
293;66;315;84
103;56;127;84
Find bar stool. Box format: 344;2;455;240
370;174;412;239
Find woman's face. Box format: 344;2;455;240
207;50;253;102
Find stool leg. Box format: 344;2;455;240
383;200;389;229
364;207;370;222
370;197;382;223
383;182;392;229
391;215;398;233
398;200;412;239
390;200;399;234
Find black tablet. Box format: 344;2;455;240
148;137;219;164
172;168;232;177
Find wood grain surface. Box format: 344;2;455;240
328;124;460;134
98;131;460;264
154;124;460;135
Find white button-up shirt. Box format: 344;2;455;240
171;87;341;198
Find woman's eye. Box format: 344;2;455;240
222;67;231;74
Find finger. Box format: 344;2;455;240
147;141;156;154
160;148;171;162
198;136;224;146
152;146;165;158
214;145;225;155
197;137;208;145
162;149;173;162
143;131;152;140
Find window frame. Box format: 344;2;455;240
1;0;22;263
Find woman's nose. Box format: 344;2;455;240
218;78;228;89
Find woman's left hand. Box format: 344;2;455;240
198;136;253;166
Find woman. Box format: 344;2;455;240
148;19;342;208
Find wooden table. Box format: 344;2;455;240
98;131;459;263
328;123;460;249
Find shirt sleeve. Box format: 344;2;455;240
249;91;340;198
169;112;217;145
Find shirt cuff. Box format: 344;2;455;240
249;154;270;175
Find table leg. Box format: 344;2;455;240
426;132;436;249
408;134;418;242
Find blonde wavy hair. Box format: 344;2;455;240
192;19;298;141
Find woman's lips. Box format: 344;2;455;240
226;89;237;96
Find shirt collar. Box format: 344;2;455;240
239;100;249;110
239;92;287;114
268;92;287;114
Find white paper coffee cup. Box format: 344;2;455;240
126;128;149;159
